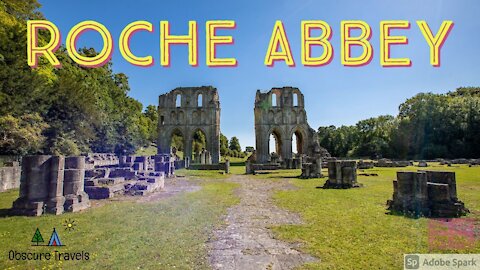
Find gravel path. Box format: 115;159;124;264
208;175;317;270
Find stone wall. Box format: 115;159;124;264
11;155;90;216
254;87;329;164
157;86;221;164
0;161;21;192
84;154;173;200
85;153;119;169
245;161;281;174
386;171;469;217
374;159;411;167
188;161;229;173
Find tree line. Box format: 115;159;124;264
318;87;480;159
0;0;157;156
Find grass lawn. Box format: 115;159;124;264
0;174;238;269
261;163;480;269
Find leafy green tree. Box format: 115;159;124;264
0;114;48;155
229;136;241;152
192;130;206;155
143;105;158;143
220;133;229;156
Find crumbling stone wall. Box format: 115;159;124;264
11;155;90;216
300;156;322;179
158;86;221;164
387;171;469;217
0;161;20;192
85;154;173;199
322;160;361;188
254;87;327;164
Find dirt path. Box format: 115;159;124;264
208;175;317;270
137;177;201;203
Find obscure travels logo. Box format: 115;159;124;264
8;222;90;262
31;228;63;246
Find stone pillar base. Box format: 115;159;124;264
64;192;90;213
46;196;65;215
12;198;45;216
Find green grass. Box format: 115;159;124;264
176;168;229;179
264;163;480;269
0;177;239;269
134;144;158;156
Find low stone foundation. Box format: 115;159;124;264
188;162;229;173
374;159;411;167
357;160;374;169
386;171;469;217
322;160;362;189
245;161;281;174
83;154;172;200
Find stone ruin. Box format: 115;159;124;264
0;161;20;192
157;86;221;164
357;160;374;169
417;161;428;167
246;87;330;175
321;160;362;189
11;155;90;216
374;159;411;168
245;150;281;174
438;158;480;167
84;153;175;199
194;149;212;165
253;87;329;165
300;155;323;179
386;171;469;217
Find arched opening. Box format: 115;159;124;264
268;130;282;161
192;129;207;163
170;129;184;160
272;93;277;107
197;94;203;107
293;93;298;107
175;94;181;107
291;130;304;155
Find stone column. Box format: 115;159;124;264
284;138;292;160
225;159;230;174
63;156;90;212
185;156;190;168
12;155;51;216
335;161;342;185
315;156;323;177
46;156;65;215
184;135;193;164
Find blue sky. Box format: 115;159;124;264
40;0;480;148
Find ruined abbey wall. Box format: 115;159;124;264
254;87;323;164
157;86;221;164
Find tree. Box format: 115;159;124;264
31;228;44;246
229;136;241;152
143;105;158;143
0;114;48;155
192;130;206;155
220;133;229;156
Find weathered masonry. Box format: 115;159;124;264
254;87;324;164
157;86;221;164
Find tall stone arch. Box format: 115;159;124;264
158;86;221;164
254;87;324;163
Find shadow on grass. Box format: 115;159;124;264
0;208;12;218
230;162;245;166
